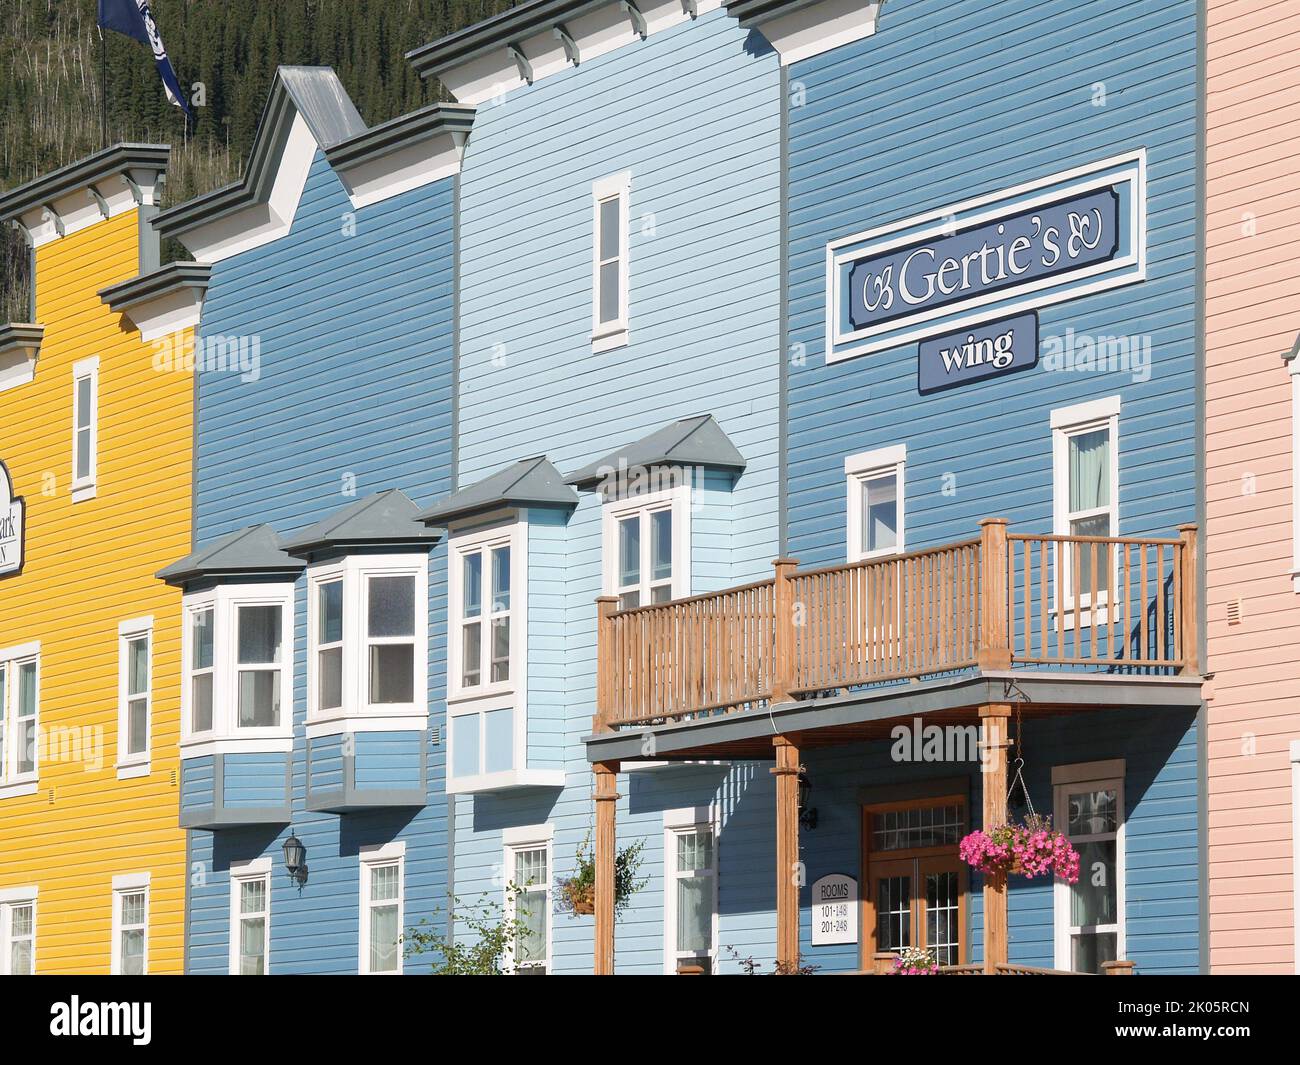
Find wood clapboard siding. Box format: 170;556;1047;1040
1204;0;1300;974
784;0;1201;971
184;154;456;973
453;8;783;973
0;208;191;974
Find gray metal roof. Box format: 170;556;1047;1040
0;143;170;225
99;261;212;313
564;415;747;488
406;0;610;79
725;0;824;27
0;323;44;356
416;457;578;525
280;489;441;557
157;525;305;586
323;102;476;172
154;67;365;239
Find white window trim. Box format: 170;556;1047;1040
662;806;719;975
1289;357;1299;592
1291;739;1300;974
116;616;154;777
228;856;272;975
591;170;631;353
0;886;37;975
111;872;150;975
71;355;99;502
503;824;554;975
601;483;692;606
1052;760;1125;972
845;444;906;562
359;841;405;975
0;640;41;796
180;583;295;755
305;553;429;737
1051;396;1120;621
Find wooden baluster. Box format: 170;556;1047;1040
1140;544;1149;662
1156;544;1167;663
1072;540;1082;661
1055;539;1064;660
1089;541;1098;662
1122;543;1131;662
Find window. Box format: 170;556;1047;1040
591;171;631;352
0;890;36;975
505;827;552;975
307;556;427;729
664;813;717;974
603;484;690;608
1053;761;1125;974
117;618;152;776
181;585;293;747
1052;397;1120;606
454;536;512;692
71;356;99;501
1290;355;1299;592
229;859;271;975
112;875;149;975
845;444;905;562
0;643;39;794
360;843;404;975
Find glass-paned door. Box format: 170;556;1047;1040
869;857;965;965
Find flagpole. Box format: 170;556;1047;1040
100;27;108;149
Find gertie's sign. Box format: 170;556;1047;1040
0;460;25;577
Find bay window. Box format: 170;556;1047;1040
453;536;513;694
1053;761;1125;973
602;485;690;608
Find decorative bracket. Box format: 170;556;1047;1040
39;203;65;238
682;0;698;19
86;183;111;220
620;0;648;39
553;23;580;66
508;43;534;85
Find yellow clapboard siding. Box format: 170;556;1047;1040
0;206;191;975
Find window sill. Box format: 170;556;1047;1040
181;734;294;758
447;768;565;794
116;761;150;780
0;780;38;800
70;482;96;503
306;710;428;738
448;685;515;706
591;325;628;354
1052;603;1111;632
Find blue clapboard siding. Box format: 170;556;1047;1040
222;753;289;807
353;732;423;792
180;755;215;813
452;8;783;973
184;151;455;973
784;0;1200;970
308;734;345;794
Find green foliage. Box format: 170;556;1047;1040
405;890;533;976
563;831;648;917
0;0;514;320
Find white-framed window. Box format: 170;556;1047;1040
845;444;905;562
229;857;271;975
0;642;40;795
591;170;631;352
451;530;515;697
1053;760;1125;974
663;808;718;974
71;355;99;501
111;873;150;975
0;888;36;975
504;824;553;975
117;617;153;777
1052;396;1120;607
360;842;404;975
306;554;429;732
602;483;691;609
180;584;294;749
1288;355;1299;592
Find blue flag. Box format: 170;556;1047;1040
98;0;192;120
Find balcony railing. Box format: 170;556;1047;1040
596;519;1199;729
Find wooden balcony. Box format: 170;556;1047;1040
595;519;1199;730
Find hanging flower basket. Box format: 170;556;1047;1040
959;814;1080;883
563;879;596;915
889;946;939;975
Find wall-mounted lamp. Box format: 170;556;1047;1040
797;770;818;830
282;831;307;884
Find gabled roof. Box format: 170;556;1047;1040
281;489;441;557
157;525;305;587
564;415;747;488
0;143;170;225
153;67;366;239
416;457;578;525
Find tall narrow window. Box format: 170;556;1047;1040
189;607;214;733
118;619;152;773
1;649;39;786
1;897;35;975
455;537;513;694
666;823;717;974
71;357;99;500
507;842;550;974
236;604;282;728
367;574;415;705
592;171;630;351
845;445;905;562
316;579;343;713
1053;763;1125;974
361;849;403;975
605;488;687;609
113;882;148;975
234;874;269;975
1052;397;1120;605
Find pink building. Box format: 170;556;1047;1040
1205;0;1300;974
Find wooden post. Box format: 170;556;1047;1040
771;559;798;705
1177;524;1199;675
593;761;620;975
1101;959;1137;976
979;703;1012;973
593;596;619;732
772;735;801;971
978;519;1011;671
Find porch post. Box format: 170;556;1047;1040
1177;524;1199;675
772;734;801;971
593;760;620;975
979;703;1012;973
771;559;798;705
978;518;1011;671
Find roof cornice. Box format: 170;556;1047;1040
0;143;170;226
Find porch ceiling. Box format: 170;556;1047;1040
583;670;1204;763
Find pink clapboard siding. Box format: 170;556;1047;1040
1205;0;1300;974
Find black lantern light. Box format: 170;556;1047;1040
282;832;306;882
797;770;818;830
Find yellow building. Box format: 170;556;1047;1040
0;145;207;974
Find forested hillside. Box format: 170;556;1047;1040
0;0;512;319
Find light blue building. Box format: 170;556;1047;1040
154;67;470;973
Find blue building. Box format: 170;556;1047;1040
154;67;470;973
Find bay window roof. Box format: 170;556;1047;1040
416;456;577;526
564;414;747;489
280;488;440;559
157;524;304;588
